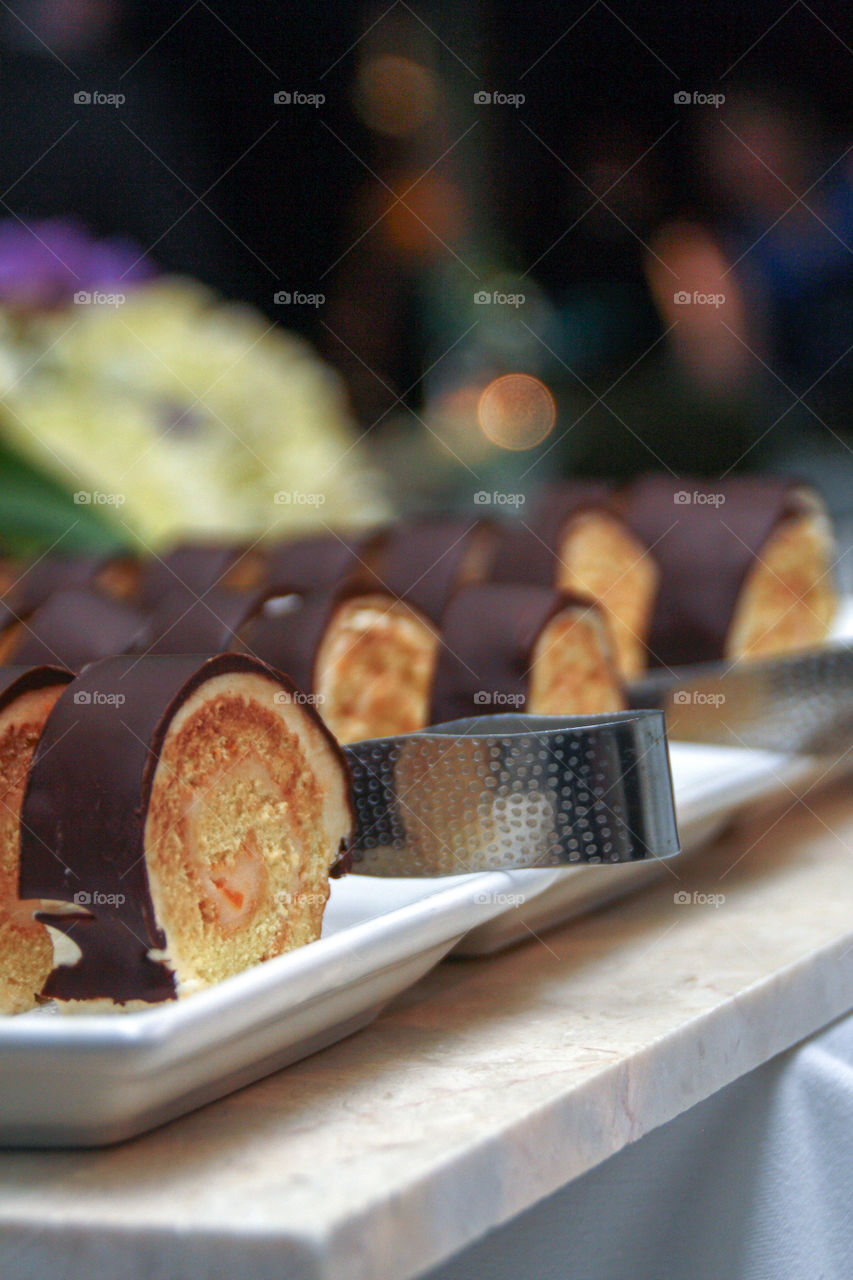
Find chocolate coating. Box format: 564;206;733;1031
0;664;73;710
263;531;380;596
489;481;613;586
5;588;147;671
366;518;495;622
1;553;127;616
19;652;351;1005
431;583;595;722
140;586;272;655
137;543;254;607
617;474;816;667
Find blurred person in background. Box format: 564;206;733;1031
646;86;853;511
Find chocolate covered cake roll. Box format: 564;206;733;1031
263;530;381;596
314;592;439;742
2;552;140;615
0;588;147;671
140;585;273;655
618;475;837;668
431;584;624;723
491;481;658;679
364;518;496;622
137;541;264;607
0;665;73;1013
19;654;353;1008
241;587;440;744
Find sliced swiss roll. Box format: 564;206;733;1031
137;540;265;607
241;587;440;745
0;551;140;615
618;475;837;667
240;519;495;744
361;517;496;624
0;588;146;671
431;584;624;723
262;529;382;596
19;654;353;1009
490;481;658;680
139;585;273;655
0;665;73;1013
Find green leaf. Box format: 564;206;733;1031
0;441;130;556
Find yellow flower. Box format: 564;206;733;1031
0;279;387;547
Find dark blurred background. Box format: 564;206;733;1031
1;0;852;511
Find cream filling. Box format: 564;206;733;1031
555;512;658;680
528;606;623;716
315;594;439;744
45;924;83;970
188;812;268;933
0;683;70;1013
727;507;837;660
0;685;69;925
143;670;350;994
184;758;301;932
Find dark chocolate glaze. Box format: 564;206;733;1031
488;481;614;586
0;601;26;649
237;591;339;695
137;543;253;607
19;652;353;1005
532;480;614;541
239;581;438;703
140;586;271;655
616;474;815;667
367;518;495;623
263;530;381;596
431;583;595;722
487;523;559;588
6;588;147;671
0;664;73;711
1;554;121;615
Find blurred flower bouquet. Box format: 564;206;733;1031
0;221;385;554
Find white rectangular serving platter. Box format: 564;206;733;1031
0;736;839;1149
2;601;851;1147
455;741;840;953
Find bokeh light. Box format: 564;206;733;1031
477;374;556;451
354;55;437;138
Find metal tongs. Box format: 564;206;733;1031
343;640;853;876
629;641;853;756
343;711;680;875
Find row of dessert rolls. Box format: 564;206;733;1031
0;473;837;1014
0;474;838;742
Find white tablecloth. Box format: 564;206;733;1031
423;1011;853;1280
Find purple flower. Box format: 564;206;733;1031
0;218;156;309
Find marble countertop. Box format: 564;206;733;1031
3;778;853;1280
